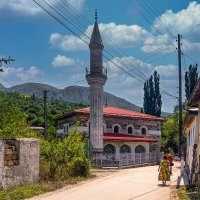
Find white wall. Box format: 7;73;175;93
186;117;197;173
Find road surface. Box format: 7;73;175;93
29;163;180;200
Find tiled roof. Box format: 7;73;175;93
75;106;166;121
103;133;158;142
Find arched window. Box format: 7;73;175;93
135;145;146;153
128;127;133;134
141;127;146;135
114;126;119;133
104;144;116;154
63;124;69;133
120;145;131;154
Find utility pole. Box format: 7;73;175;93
88;122;90;159
43;90;48;138
177;34;183;160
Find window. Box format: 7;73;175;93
135;145;146;153
104;144;116;154
141;128;146;135
63;124;69;133
114;126;119;133
128;127;133;134
120;145;131;154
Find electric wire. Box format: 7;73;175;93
125;0;177;49
33;0;178;99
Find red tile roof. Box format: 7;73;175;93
103;133;158;142
75;106;166;121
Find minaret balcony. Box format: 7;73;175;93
86;67;107;85
86;67;107;77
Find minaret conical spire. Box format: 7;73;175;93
89;9;103;46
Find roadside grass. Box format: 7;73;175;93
0;176;94;200
177;186;191;200
177;184;200;200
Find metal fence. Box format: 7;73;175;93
91;152;163;168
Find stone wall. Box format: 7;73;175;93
0;138;39;189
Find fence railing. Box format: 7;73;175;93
91;152;163;168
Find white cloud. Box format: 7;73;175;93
142;1;200;53
2;66;42;81
91;23;149;48
0;0;42;16
0;0;86;16
52;55;76;67
154;64;178;79
49;23;149;52
104;56;152;75
49;33;87;51
153;1;200;39
67;0;85;12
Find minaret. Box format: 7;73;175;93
86;10;107;153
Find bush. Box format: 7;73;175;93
68;157;90;177
39;124;89;181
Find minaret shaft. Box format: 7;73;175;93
90;84;104;151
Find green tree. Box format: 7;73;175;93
143;81;150;114
143;71;162;116
161;113;179;153
0;92;36;138
185;64;198;100
40;124;89;180
161;103;187;154
154;71;162;117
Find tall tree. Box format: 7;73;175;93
143;80;150;114
154;71;162;117
185;64;198;100
143;71;162;117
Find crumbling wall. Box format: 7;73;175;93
0;138;39;189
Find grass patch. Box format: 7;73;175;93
177;184;200;200
0;176;93;200
177;186;190;200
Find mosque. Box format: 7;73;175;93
56;13;165;164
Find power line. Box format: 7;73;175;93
33;0;178;100
126;0;177;49
0;76;14;87
143;0;179;35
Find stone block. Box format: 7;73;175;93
0;138;39;189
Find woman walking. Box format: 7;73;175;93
158;155;170;185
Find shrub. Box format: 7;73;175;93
39;124;89;180
68;157;90;177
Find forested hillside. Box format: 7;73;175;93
0;91;85;137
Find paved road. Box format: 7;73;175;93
30;163;180;200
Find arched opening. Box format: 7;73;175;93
128;127;133;134
104;144;116;155
120;144;131;154
63;124;69;133
135;145;146;153
114;126;119;133
141;127;146;135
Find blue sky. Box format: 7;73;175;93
0;0;200;112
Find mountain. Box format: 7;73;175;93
0;82;170;117
0;83;6;91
